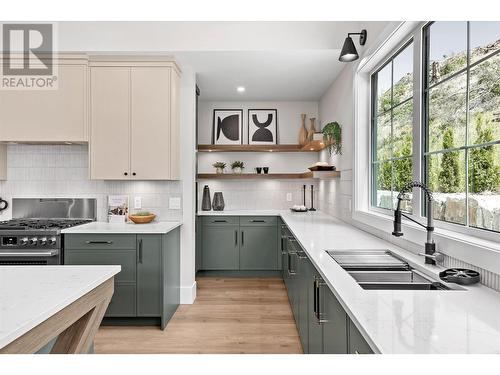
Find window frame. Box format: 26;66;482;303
370;38;415;212
366;21;500;243
422;21;500;234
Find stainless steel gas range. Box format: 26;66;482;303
0;198;96;265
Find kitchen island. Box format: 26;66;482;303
0;265;120;354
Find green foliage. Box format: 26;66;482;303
322;122;342;156
438;128;461;193
376;135;412;192
212;162;226;169
469;114;500;193
230;161;244;169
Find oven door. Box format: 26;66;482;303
0;249;61;265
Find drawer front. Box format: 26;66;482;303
202;216;239;226
240;216;277;226
64;249;136;282
65;234;136;250
106;283;136;317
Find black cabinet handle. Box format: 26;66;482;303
241;230;244;246
85;240;112;244
314;276;328;324
138;238;143;264
250;220;265;223
235;229;238;246
213;220;227;223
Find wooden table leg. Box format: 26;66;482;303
0;277;114;354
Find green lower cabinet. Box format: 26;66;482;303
200;216;279;271
64;229;180;329
239;225;278;270
348;319;374;354
136;235;162;316
296;253;310;353
201;225;239;270
322;286;348;354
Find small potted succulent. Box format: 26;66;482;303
230;161;244;174
212;161;226;174
322;121;342;156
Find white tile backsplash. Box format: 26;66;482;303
197;180;319;211
0;144;182;222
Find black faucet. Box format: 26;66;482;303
392;181;443;266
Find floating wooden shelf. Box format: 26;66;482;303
311;171;341;179
197;172;315;180
197;144;308;153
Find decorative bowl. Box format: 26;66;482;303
128;214;156;224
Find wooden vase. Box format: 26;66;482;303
307;118;317;141
298;114;308;146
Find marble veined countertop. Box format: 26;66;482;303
61;221;181;234
0;265;120;349
199;209;500;353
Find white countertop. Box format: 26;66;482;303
61;221;182;234
0;265;120;349
200;209;500;353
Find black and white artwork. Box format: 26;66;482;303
248;109;278;145
212;109;243;145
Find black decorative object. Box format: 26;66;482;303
309;185;316;211
339;29;367;62
0;197;8;212
213;109;243;145
256;167;262;174
212;192;225;211
439;268;480;285
248;109;278;145
201;185;211;211
303;185;307;207
263;167;269;174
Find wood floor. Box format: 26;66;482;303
94;277;303;354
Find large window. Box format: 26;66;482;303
423;22;500;232
371;41;414;212
369;21;500;235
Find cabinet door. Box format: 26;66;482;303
90;67;130;179
202;225;239;270
297;254;310;353
130;67;171;180
137;235;162;316
348;319;374;354
0;64;87;142
239;226;278;270
307;262;324;354
322;287;348;354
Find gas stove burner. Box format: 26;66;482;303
0;219;93;231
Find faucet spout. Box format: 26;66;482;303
392;181;438;265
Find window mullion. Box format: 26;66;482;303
412;28;423;220
465;21;471;228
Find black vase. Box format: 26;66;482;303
202;185;212;211
212;192;225;211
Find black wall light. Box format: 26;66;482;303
339;29;367;62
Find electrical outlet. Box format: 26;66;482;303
169;197;181;210
286;193;293;202
134;197;142;209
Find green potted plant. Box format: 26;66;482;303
322;121;342;156
230;161;244;174
212;161;226;174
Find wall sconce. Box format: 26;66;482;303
339;29;367;62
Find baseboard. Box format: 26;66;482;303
180;280;197;304
196;270;283;278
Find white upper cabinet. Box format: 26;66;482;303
89;56;181;180
0;55;88;143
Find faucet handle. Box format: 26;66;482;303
418;252;444;264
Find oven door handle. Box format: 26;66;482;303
0;250;59;257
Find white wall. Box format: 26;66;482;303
0;144;182;222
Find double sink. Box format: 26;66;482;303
326;250;461;291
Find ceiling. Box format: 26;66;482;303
57;21;390;101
